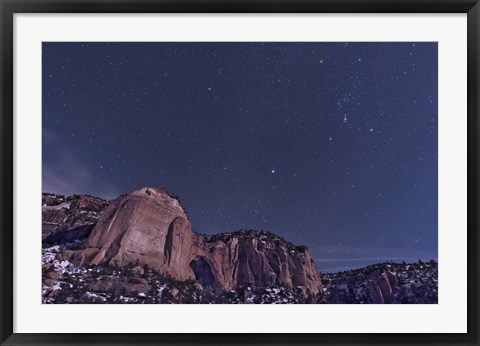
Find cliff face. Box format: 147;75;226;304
80;187;195;280
42;193;108;243
193;231;322;296
61;187;323;297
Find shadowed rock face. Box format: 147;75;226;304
190;257;216;290
42;193;108;244
58;187;323;297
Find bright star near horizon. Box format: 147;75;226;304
271;169;276;174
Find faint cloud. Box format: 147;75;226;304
43;151;91;195
42;130;120;200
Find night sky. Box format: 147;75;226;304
43;42;438;272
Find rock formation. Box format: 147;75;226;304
42;193;108;244
192;230;322;296
77;187;194;280
367;270;397;304
60;187;323;297
320;261;438;304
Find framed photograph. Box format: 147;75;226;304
1;0;479;345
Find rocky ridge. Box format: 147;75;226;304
52;187;323;298
320;261;438;304
42;193;108;244
42;187;438;304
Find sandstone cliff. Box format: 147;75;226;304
61;187;323;297
194;230;322;296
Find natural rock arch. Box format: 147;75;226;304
190;257;216;290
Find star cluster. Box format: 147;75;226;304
42;42;438;271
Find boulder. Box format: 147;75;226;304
130;266;145;277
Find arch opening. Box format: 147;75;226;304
190;257;216;290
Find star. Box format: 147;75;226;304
43;42;438;275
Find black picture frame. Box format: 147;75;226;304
1;1;479;345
